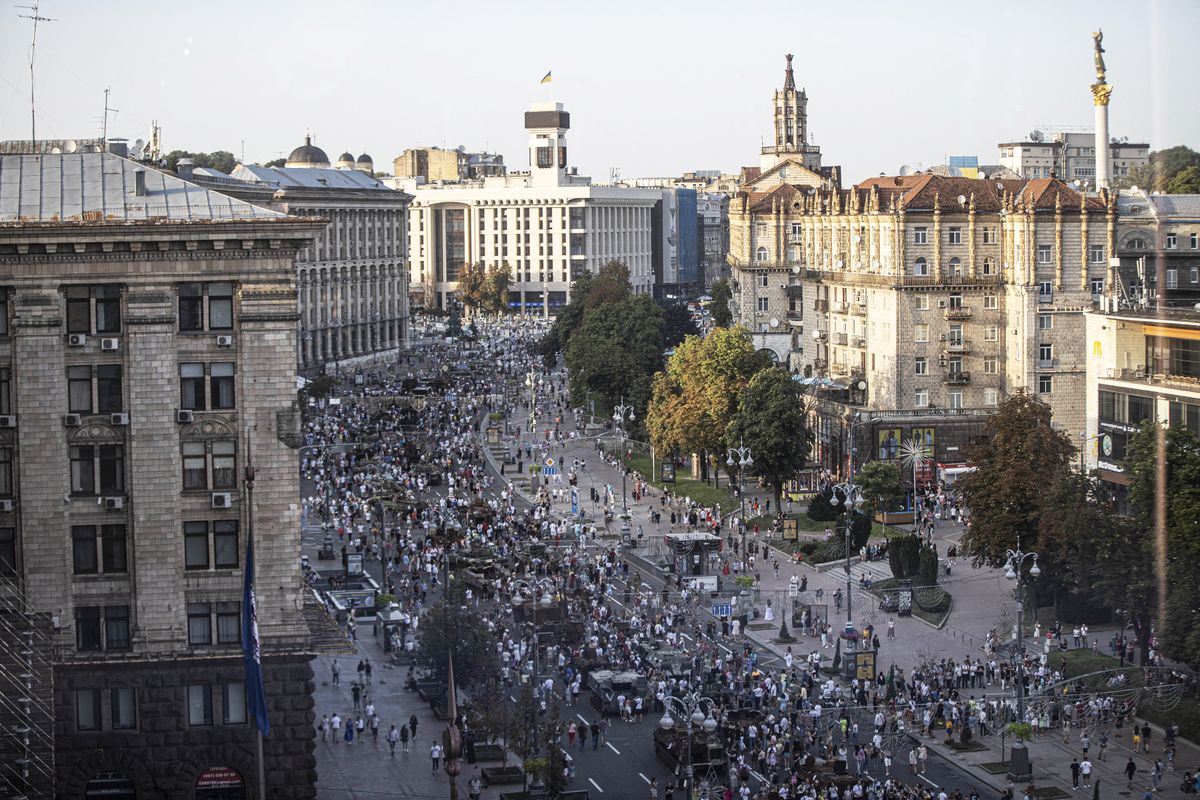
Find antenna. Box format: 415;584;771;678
17;1;57;143
101;87;119;150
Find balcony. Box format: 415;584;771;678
850;303;867;316
831;302;850;313
943;339;971;354
851;337;867;348
831;361;848;375
787;234;804;244
813;358;828;369
833;332;848;345
1038;358;1056;369
815;299;829;312
944;371;971;385
943;306;973;320
786;311;803;320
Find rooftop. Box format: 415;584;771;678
231;164;392;191
0;152;286;224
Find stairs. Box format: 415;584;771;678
302;589;357;655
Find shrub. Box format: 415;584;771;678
888;534;922;579
806;489;837;522
917;544;940;587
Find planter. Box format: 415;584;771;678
481;766;526;787
474;743;507;762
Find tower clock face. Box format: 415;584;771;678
1101;434;1113;457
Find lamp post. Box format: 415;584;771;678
1004;545;1040;782
524;370;544;434
726;441;753;564
658;693;719;800
612;398;635;538
829;480;864;624
512;578;555;794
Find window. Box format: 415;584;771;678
102;524;127;573
223;682;247;724
213;441;236;489
1038;375;1053;394
0;446;10;496
1039;343;1053;362
1166;233;1177;249
913;257;928;277
1039;314;1053;330
76;606;102;651
536;146;553;168
76;689;102;731
1037;245;1052;265
1038;281;1052;301
948;390;964;410
948;227;962;245
790;223;802;237
94;287;121;334
755;247;768;263
982;256;996;275
984;388;999;406
188;603;212;646
984;294;997;309
183;442;207;489
1091;278;1105;296
184;522;210;569
982;227;995;244
948;356;963;375
70;446;96;495
65;286;121;335
209;284;233;329
187;685;213;726
948;324;964;346
104;605;130;650
96;365;122;413
1191;233;1198;250
179;283;233;332
914;389;929;408
72;526;99;574
947;257;962;277
914;357;927;375
214;521;239;568
111;688;137;730
0;367;10;415
1166;269;1178;289
0;288;7;337
757;297;769;312
66;286;91;334
914;295;929;311
179;284;203;331
913;228;927;245
68;366;93;414
1191;268;1199;285
180;363;205;410
1089;245;1105;264
0;527;15;578
98;445;124;494
948;293;963;309
983;357;998;374
758;273;769;288
216;602;241;645
914;324;929;343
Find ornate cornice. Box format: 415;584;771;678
17;294;55;306
67;421;125;444
240;312;301;322
125;316;176;326
126;292;173;305
181;415;237;439
241;289;297;301
12;317;62;328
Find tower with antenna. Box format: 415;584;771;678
101;87;118;150
16;1;57;143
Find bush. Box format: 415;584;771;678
888;534;922;579
806;489;837;521
734;575;755;589
798;541;820;556
917;544;940;587
849;513;871;552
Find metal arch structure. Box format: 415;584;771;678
1032;666;1189;712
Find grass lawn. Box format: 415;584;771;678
1059;650;1200;742
624;453;732;510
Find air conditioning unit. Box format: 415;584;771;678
0;499;13;513
0;416;15;428
938;300;948;308
176;409;195;424
216;335;234;347
110;413;129;426
68;333;87;347
103;496;125;511
64;413;82;427
101;338;120;351
211;492;233;509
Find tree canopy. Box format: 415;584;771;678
564;294;664;416
958;391;1075;568
1120;145;1200;193
457;263;511;315
709;279;733;327
415;588;500;690
164;149;238;174
659;300;700;349
726;367;812;508
854;460;905;517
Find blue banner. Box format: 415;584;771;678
242;535;271;736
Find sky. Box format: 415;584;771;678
1;0;1197;184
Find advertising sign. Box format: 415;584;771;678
878;429;901;460
661;462;676;483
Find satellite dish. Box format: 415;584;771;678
1030;130;1044;142
856;380;868;391
957;194;967;205
769;318;780;329
791;265;800;274
835;259;844;269
65;140;79;154
853;235;861;244
899;164;914;176
813;330;825;340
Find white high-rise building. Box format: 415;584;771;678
406;102;667;313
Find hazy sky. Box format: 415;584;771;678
1;0;1197;184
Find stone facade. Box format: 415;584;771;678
0;152;323;798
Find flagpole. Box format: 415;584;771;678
244;441;267;800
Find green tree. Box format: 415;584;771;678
163;149;237;174
564;294;664;417
537;271;596;367
484;264;511;314
854;460;905;517
659;300;700;349
958;390;1075;567
917;542;940;587
263;158;286;168
456;262;488;314
1126;422;1200;667
415;590;499;691
726;367;813;509
1165;164;1200;194
298;373;337;403
888;533;923;580
1124;145;1200;193
584;260;632;309
646;326;770;482
709;279;733;327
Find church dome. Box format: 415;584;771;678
336;151;356;168
356;153;373;164
285;135;330;168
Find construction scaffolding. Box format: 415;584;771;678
0;578;55;800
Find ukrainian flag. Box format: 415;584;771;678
540;70;552;84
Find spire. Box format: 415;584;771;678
784;53;796;92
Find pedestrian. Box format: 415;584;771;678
344;719;355;744
331;712;342;743
387;724;400;756
1153;760;1164;792
1098;732;1108;761
649;777;658;799
469;773;482;800
567;721;577;748
352;683;362;711
590;720;600;750
1071;758;1081;790
356;715;366;743
318;714;329;742
331;661;341;685
1126;757;1138;789
370;714;380;742
431;740;442;773
1081;757;1093;789
410;714;419;741
400;722;410;752
909;749;918;775
1141;723;1152;753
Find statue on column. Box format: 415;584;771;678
1092;29;1106;83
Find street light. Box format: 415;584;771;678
829;480;864;625
658;693;719;800
525;370;545;434
1004;546;1040;721
612;398;636;537
726;441;753;564
512;578;556;794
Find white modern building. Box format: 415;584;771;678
406;102;667;313
999;130;1148;184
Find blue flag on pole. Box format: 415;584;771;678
243;535;271;736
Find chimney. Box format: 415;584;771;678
134;169;146;197
176;158;194;181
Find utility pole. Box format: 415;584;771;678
17;1;57;143
101;87;118;150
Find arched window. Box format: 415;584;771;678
948;257;962;277
755;247;769;263
913;257;928;277
982;256;996;275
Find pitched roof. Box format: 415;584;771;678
0;152;286;224
231;164;391;191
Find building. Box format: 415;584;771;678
1084;306;1200;504
407;102;667;312
0;150;324;798
392;146;506;183
1111;191;1200;305
187;140;411;374
998;130;1148;184
698;193;730;289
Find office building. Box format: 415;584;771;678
999;130;1148;184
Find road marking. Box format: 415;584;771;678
509;695;517;702
917;774;938;787
606;742;620;755
750;770;766;782
577;713;589;725
588;778;604;793
638;773;651;785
